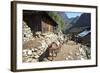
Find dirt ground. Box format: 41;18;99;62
23;39;81;62
47;40;81;61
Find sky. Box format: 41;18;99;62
65;12;82;18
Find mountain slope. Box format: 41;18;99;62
69;16;80;24
74;13;91;27
66;13;91;34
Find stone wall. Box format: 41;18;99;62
22;21;34;43
22;21;66;62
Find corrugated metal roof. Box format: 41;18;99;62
77;30;90;37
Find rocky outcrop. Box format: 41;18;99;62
22;21;34;43
79;45;91;59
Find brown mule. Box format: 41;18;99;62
48;42;59;61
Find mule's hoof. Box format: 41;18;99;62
47;57;54;61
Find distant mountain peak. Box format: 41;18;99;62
69;16;80;24
75;13;91;27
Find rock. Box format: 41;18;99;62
33;52;37;56
26;58;33;62
34;55;39;59
65;57;69;60
22;49;28;56
22;21;34;42
27;50;32;56
34;48;38;52
79;45;91;59
35;31;41;38
37;50;42;55
31;48;35;52
68;56;73;60
31;59;38;62
75;53;80;56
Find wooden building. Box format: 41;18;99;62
23;10;58;34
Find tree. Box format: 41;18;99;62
48;12;64;32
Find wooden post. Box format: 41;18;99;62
48;24;51;32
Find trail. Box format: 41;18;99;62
47;40;81;61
